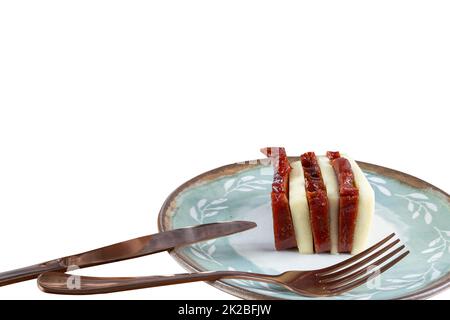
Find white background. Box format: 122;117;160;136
0;1;449;300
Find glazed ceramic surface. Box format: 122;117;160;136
158;159;450;300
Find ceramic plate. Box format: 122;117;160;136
158;159;450;300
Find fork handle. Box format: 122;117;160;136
37;270;278;295
0;259;67;287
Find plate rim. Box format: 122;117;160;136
158;158;450;300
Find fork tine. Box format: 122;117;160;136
324;244;405;288
317;233;396;275
327;250;410;295
320;239;401;281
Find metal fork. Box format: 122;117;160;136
37;233;408;296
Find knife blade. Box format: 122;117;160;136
0;220;256;287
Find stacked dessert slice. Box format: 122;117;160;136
262;147;375;255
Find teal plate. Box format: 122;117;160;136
158;159;450;300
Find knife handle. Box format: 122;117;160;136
0;259;67;287
37;270;275;295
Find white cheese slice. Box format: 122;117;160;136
317;156;339;254
289;160;314;254
344;156;375;254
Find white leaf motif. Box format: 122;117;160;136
407;282;424;290
224;179;235;191
204;211;219;218
206;206;228;210
386;279;414;283
421;247;439;254
252;180;272;185
190;248;208;260
427;252;443;263
424;212;432;224
408;202;414;212
368;176;386;184
412;211;420;219
197;199;207;208
428;238;441;247
430;270;441;281
236;188;253;192
425;202;438;212
240;176;255;182
378;286;405;291
208;245;216;256
402;274;422;279
249;186;265;190
190;207;198;221
211;198;227;205
376;185;392;196
407;193;428;200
